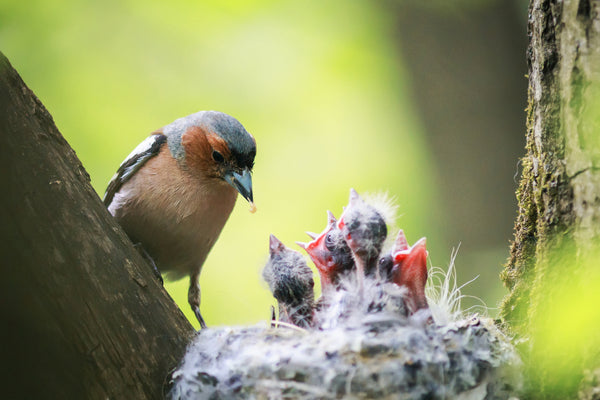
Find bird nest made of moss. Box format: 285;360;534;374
166;189;521;400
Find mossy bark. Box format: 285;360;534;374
501;0;600;398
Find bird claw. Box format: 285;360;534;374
133;242;164;285
193;306;208;329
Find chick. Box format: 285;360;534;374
391;237;429;314
262;235;315;328
378;229;410;282
337;189;388;291
297;211;354;292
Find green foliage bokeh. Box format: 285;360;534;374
3;0;449;328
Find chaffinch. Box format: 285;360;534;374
104;110;256;328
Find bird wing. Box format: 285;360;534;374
103;133;168;207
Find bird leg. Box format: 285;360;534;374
133;242;163;285
188;270;207;329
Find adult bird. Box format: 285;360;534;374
104;111;256;328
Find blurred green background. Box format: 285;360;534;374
1;0;527;328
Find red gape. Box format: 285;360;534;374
392;237;429;314
297;212;340;292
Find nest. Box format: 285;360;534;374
166;190;521;399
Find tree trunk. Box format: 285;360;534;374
0;52;194;399
501;0;600;398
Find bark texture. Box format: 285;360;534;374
501;0;600;398
0;52;194;399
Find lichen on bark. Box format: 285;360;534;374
500;0;600;398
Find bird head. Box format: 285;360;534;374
163;111;256;210
391;236;429;313
337;189;387;274
263;235;315;308
263;235;315;327
378;230;410;281
297;211;354;290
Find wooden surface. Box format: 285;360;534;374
501;1;600;398
0;52;194;399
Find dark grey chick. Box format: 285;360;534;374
262;235;315;328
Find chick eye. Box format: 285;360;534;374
325;232;336;251
212;150;225;163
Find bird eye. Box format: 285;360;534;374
212;150;225;163
325;232;336;251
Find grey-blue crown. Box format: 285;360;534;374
164;111;256;169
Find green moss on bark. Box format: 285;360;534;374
500;0;600;398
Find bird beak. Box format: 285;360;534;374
269;234;286;255
391;229;409;254
225;167;254;205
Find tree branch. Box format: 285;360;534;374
0;51;194;400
